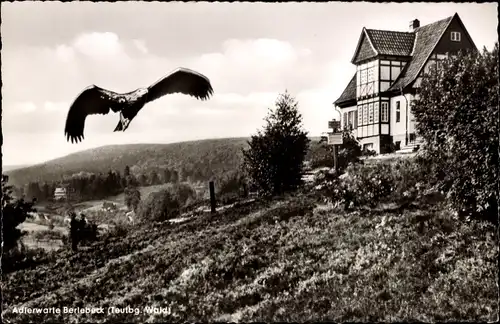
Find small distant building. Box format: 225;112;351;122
54;187;67;201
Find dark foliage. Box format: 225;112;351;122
243;91;310;197
124;187;141;212
413;44;499;223
1;174;37;254
137;183;197;222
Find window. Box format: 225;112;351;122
343;112;348;128
357;106;362;126
348;111;355;128
396;101;401;123
391;66;401;81
374;102;379;123
354;111;358;128
451;31;461;42
357;60;378;98
381;66;390;80
368;103;374;124
363;105;368;125
367;68;374;82
381;102;389;122
395;141;401;151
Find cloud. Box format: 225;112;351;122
73;32;125;60
44;101;69;112
188;38;319;94
17;102;38;113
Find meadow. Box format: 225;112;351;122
2;155;498;322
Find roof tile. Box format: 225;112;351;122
366;29;415;56
334;73;357;105
389;15;454;91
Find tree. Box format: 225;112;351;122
413;44;498;222
337;125;363;171
138;189;181;222
163;169;172;183
243;91;310;196
138;173;148;186
124;165;131;178
149;170;160;185
124;187;141;213
171;170;179;184
25;182;42;202
41;183;51;202
1;175;37;254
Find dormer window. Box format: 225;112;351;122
451;31;461;42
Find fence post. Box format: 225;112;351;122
333;144;339;173
209;181;216;213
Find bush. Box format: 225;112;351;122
413;44;498;223
1;175;37;255
138;183;197;222
33;229;65;242
307;127;363;172
316;157;434;210
308;142;335;169
243;91;310;197
124;186;141;212
215;170;248;205
341;163;394;208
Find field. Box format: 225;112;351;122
3;190;498;323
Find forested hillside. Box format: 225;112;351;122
5;138;250;188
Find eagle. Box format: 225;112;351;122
64;67;213;143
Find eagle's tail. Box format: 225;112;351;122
113;120;123;132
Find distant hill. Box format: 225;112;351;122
5;138;251;187
5;136;324;188
2;164;32;172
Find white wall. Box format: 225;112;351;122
390;93;416;145
340;105;357;136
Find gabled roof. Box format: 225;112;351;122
388;15;454;91
336;13;476;105
351;29;378;64
365;29;415;57
333;73;357;106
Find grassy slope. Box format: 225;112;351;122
3;194;497;322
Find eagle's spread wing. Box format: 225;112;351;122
64;85;121;143
145;67;214;104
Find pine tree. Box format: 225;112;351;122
243;91;310;196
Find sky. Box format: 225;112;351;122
1;1;498;166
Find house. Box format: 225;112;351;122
54;187;67;201
333;13;477;154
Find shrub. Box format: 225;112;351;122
308;142;335;169
1;175;37;255
138;183;197;222
215;170;248;205
33;229;65;242
243;91;310;197
124;186;141;212
171;183;198;208
413;44;499;223
341;163;394;208
389;157;434;203
308;127;363;172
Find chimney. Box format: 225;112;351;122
409;19;420;31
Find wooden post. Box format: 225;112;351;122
333;144;339;173
209;181;216;213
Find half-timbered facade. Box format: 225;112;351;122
333;13;477;153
